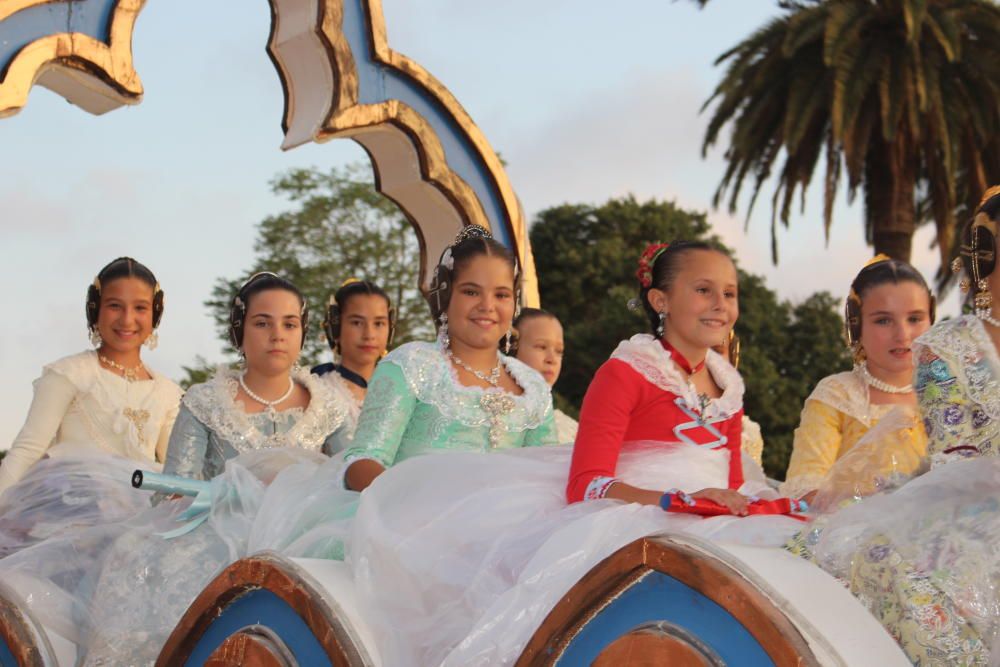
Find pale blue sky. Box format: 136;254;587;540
0;0;947;449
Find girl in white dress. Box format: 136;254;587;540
0;257;182;555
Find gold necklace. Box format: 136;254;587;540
99;354;145;383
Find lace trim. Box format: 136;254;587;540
915;315;1000;423
182;367;346;452
609;334;743;420
584;476;618;500
43;350;182;457
806;370;874;427
322;370;364;438
381;342;553;432
779;473;825;499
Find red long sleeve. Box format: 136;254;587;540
566;358;747;503
566;360;642;503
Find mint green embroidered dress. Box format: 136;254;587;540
343;341;558;468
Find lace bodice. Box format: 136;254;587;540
915;315;1000;465
343;342;557;468
0;351;182;494
781;370;917;498
161;367;348;481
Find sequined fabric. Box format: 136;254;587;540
915;315;1000;463
163;366;348;480
343;342;556;468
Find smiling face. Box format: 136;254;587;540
337;293;391;368
858;281;932;378
241;289;304;376
514;315;564;386
446;254;517;351
95;277;155;355
649;249;738;356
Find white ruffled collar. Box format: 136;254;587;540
182;366;347;451
609;334;744;420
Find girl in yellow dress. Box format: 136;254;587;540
781;256;933;501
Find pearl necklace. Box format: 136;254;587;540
99;354;145;383
445;348;502;387
858;361;912;394
239;372;295;418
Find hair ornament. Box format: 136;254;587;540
636;242;671;288
441;248;454;270
862;253;892;269
979;185;1000;207
453;224;492;245
341;277;362;287
627;297;642;312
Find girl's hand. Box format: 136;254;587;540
692;488;749;516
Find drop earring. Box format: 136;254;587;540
144;330;159;350
656;312;666;337
438;313;450;349
89;327;103;348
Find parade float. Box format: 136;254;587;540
0;1;910;664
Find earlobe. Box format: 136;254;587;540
647;288;668;315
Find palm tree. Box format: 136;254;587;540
702;0;1000;274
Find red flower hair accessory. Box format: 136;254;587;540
636;242;671;288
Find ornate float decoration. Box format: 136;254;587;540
265;0;537;301
0;0;538;303
0;0;145;117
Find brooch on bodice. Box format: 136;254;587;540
123;407;150;444
481;391;515;448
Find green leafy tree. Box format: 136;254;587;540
531;195;850;477
204;165;434;369
701;0;1000;278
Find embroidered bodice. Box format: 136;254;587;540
780;370;927;498
915;315;1000;465
161;367;348;481
343;341;557;469
0;351;182;494
317;369;365;454
566;334;745;503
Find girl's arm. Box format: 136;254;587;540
161;403;210;480
0;370;77;494
780;399;844;499
343;361;417;491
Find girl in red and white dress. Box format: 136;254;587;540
347;241;803;667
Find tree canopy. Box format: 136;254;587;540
204;165;434;368
701;0;1000;280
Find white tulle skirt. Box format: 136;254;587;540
0;443;801;666
347;441;803;666
0;443;159;558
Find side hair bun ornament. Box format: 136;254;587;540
979;185;1000;207
636;242;671;288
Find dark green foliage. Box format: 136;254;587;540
531;196;851;477
204;165;434;368
701;0;1000;285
